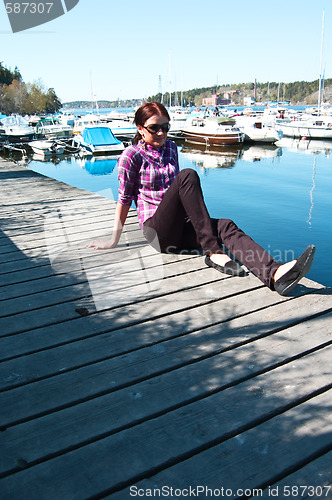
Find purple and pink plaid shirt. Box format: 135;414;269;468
117;139;179;228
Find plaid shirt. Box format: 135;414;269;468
117;139;179;228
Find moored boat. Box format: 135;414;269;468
28;139;65;157
73;114;106;135
0;115;35;143
180;116;244;146
35;117;73;139
235;115;282;143
74;113;137;139
74;126;125;156
275;116;332;140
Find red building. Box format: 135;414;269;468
202;90;238;106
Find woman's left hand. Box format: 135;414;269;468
85;239;116;250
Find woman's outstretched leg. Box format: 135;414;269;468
212;218;280;289
211;218;315;293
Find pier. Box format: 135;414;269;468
0;157;332;499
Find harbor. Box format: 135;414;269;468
2;0;332;496
1;151;332;498
3;116;331;289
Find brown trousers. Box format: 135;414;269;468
143;168;279;289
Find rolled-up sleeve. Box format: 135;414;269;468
117;147;140;206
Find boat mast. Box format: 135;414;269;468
90;72;99;115
169;51;172;108
318;10;325;115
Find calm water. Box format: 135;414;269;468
23;137;332;287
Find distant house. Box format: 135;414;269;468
202;93;231;106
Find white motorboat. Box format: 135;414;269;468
235;116;282;143
74;126;125;156
102;117;137;138
0;115;35;143
73;114;105;134
35;117;73;139
74;113;137;139
28;139;65;157
180;116;244;146
57;111;75;127
275;116;332;140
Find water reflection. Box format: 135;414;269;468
241;144;282;162
277;137;332;157
307;156;316;229
76;156;117;176
276;138;332;230
180;142;282;170
180;143;242;170
32;153;69;165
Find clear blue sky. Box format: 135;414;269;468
1;0;331;103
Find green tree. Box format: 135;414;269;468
0;62;15;85
45;87;62;113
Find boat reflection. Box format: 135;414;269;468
307;156;316;229
180;142;282;170
277;137;332;157
76;155;118;176
32;153;69;165
180;143;243;170
241;143;282;162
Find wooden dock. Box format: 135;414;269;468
0;158;332;499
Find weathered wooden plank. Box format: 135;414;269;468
0;278;328;363
124;389;332;500
0;352;331;499
0;201;117;230
0;245;192;286
0;229;145;274
0;253;207;316
0;286;331;395
0;310;331;429
260;450;332;497
0;209;139;249
0;203;114;231
0;267;263;335
0;222;144;264
0;222;141;261
0;326;331;480
0;253;204;301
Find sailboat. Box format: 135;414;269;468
275;11;332;140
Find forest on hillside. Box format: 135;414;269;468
64;78;331;110
147;79;332;107
0;62;61;115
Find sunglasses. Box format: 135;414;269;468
143;122;170;134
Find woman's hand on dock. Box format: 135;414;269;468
85;239;116;250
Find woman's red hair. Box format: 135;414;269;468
133;102;170;144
